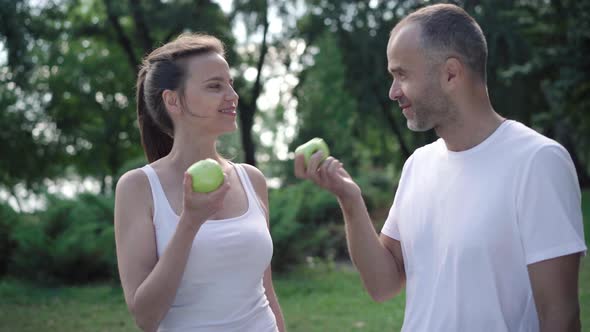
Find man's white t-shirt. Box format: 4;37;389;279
381;120;587;332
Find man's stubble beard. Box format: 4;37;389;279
408;81;453;132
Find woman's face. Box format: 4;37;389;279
177;52;239;135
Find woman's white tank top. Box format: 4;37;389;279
140;163;278;332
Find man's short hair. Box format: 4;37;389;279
392;4;488;82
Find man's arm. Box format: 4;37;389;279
528;253;582;332
295;153;406;302
338;194;406;302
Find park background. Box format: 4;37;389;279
0;0;588;331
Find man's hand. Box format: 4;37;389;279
294;152;361;201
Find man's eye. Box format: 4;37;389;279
209;84;221;89
391;72;404;81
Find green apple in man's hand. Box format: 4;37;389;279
186;158;225;193
295;137;330;167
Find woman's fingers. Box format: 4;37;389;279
183;172;193;197
209;174;231;199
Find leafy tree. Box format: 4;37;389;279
291;0;590;187
294;0;428;172
0;0;67;207
229;0;271;166
515;0;590;186
467;0;590;186
290;32;359;170
0;0;236;196
229;0;304;167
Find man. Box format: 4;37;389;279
294;4;586;331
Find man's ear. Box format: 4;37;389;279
162;89;181;115
442;57;463;92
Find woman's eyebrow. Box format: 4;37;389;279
202;76;233;84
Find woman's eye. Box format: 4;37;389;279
208;84;222;89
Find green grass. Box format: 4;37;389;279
582;256;590;332
583;189;590;238
0;190;588;332
0;259;588;331
0;263;405;332
274;263;405;331
0;280;135;332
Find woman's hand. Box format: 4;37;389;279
180;172;231;230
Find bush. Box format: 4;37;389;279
0;203;19;276
3;166;397;282
9;214;53;282
9;193;116;284
269;181;344;271
269;168;396;271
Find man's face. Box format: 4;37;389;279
387;23;451;132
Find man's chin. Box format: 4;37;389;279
407;120;431;132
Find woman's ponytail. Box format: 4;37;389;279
136;66;173;163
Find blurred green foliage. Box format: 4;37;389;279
270;168;395;271
0;166;395;282
7;194;116;284
0;203;19;275
0;0;589;282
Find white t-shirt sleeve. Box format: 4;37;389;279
516;144;587;265
381;155;415;240
382;193;402;240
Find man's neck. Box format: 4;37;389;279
436;104;505;152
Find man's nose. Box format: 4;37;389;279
389;82;402;101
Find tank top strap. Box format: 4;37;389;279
140;164;168;227
232;163;267;219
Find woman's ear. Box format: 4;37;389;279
162;89;181;115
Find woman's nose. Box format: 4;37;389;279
226;85;239;102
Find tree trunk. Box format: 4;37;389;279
239;106;256;166
239;6;270;166
103;0;139;70
373;84;411;160
128;0;153;53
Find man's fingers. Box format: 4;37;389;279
320;157;335;177
326;157;340;178
320;157;342;187
294;154;306;178
306;151;324;178
294;152;342;191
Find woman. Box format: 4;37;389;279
114;33;285;332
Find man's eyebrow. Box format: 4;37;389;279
389;66;404;74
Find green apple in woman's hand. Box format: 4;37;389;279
295;137;330;167
186;158;225;193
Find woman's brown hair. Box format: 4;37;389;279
136;33;225;162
